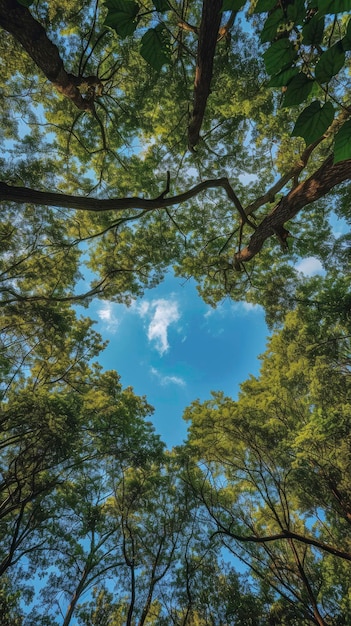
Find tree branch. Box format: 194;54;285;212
188;0;223;149
0;0;102;112
0;176;245;215
213;527;351;562
245;108;351;217
234;156;351;268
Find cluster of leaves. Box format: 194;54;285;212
104;0;172;70
0;309;273;624
256;0;351;160
1;0;351;621
2;272;351;623
183;291;351;623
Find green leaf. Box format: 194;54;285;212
263;40;297;76
17;0;34;5
287;0;306;25
282;73;314;107
103;0;139;38
140;25;171;71
253;0;276;13
152;0;169;11
292;100;334;144
260;9;284;44
318;0;351;16
221;0;245;10
268;67;299;87
334;119;351;163
315;42;345;83
302;15;325;45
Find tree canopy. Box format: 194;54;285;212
1;0;351;623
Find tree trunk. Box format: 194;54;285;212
188;0;223;149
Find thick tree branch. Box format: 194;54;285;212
0;0;102;111
188;0;223;149
234;156;351;268
0;177;248;217
245;108;351;217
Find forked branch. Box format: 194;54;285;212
234;156;351;268
0;0;103;112
0;176;249;218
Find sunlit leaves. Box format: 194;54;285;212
315;42;345;83
282;73;314;107
263;39;297;75
152;0;169;11
292;100;334;144
259;0;349;169
253;0;276;13
342;18;351;50
302;15;325;45
334;120;351;163
103;0;139;37
103;0;172;70
140;25;171;71
221;0;246;10
318;0;351;15
260;9;284;44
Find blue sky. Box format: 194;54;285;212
82;272;268;447
76;249;331;449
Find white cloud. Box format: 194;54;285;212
134;298;181;354
204;308;215;319
137;301;150;317
242;302;260;312
295;257;324;277
97;301;119;333
231;301;262;314
147;299;180;355
150;367;186;387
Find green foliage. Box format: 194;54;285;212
263;40;297;75
253;0;276;13
315;41;345;84
103;0;139;37
292;100;335;144
140;24;171;71
302;15;325;46
221;0;246;10
103;0;174;71
318;0;351;16
152;0;169;11
260;8;285;44
257;0;351;154
334;119;351;163
0;580;23;626
267;66;298;87
281;72;314;107
1;1;351;619
183;293;351;622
